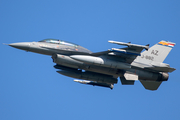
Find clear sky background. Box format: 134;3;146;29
1;0;180;120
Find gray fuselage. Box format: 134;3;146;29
8;39;168;85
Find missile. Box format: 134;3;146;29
108;40;149;50
70;55;131;69
74;80;114;89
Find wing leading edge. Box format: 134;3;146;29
91;41;149;64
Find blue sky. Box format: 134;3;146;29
1;0;180;120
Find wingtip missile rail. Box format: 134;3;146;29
108;40;149;50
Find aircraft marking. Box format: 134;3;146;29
141;55;154;61
158;41;175;47
151;50;159;56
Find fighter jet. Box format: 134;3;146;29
7;39;176;90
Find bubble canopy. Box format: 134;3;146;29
39;39;79;47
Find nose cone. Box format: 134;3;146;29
8;42;30;51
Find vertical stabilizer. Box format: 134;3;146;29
135;41;175;64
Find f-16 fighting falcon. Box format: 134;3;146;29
7;39;176;90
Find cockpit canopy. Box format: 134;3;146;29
39;39;79;47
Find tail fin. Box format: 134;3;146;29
136;40;175;64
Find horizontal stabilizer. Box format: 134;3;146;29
140;80;162;91
145;61;176;73
145;66;176;73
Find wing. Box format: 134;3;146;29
90;41;150;87
91;41;149;64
